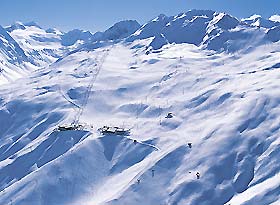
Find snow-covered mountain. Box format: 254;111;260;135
0;24;34;84
96;20;140;41
0;9;279;205
0;24;28;64
128;10;280;52
61;20;140;47
241;14;280;28
7;21;65;66
61;29;92;46
0;19;141;84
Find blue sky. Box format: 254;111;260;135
0;0;279;32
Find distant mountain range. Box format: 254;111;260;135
1;9;280;83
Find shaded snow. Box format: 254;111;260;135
0;37;279;204
0;10;279;205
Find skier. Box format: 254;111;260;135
152;169;155;177
137;179;140;184
165;112;173;119
133;139;137;145
196;172;200;179
188;143;192;148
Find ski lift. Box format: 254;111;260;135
98;126;130;136
55;124;84;132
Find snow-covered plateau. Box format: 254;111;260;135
0;10;279;205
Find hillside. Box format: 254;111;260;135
0;10;279;205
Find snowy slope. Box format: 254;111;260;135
8;22;66;67
0;10;279;205
0;22;68;84
0;24;35;84
0;24;28;64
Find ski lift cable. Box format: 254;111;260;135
73;46;113;125
72;56;99;125
54;50;102;126
74;51;107;123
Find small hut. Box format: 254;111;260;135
99;126;130;136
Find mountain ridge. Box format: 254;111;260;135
0;9;279;205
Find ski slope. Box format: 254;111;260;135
0;10;279;205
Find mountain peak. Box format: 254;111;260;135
5;21;26;32
211;12;240;30
242;14;262;21
101;20;140;41
45;28;62;35
60;20;141;46
61;29;93;46
241;14;280;28
152;14;168;22
269;14;280;22
5;21;42;32
24;21;41;28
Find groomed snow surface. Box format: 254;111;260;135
0;10;279;205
